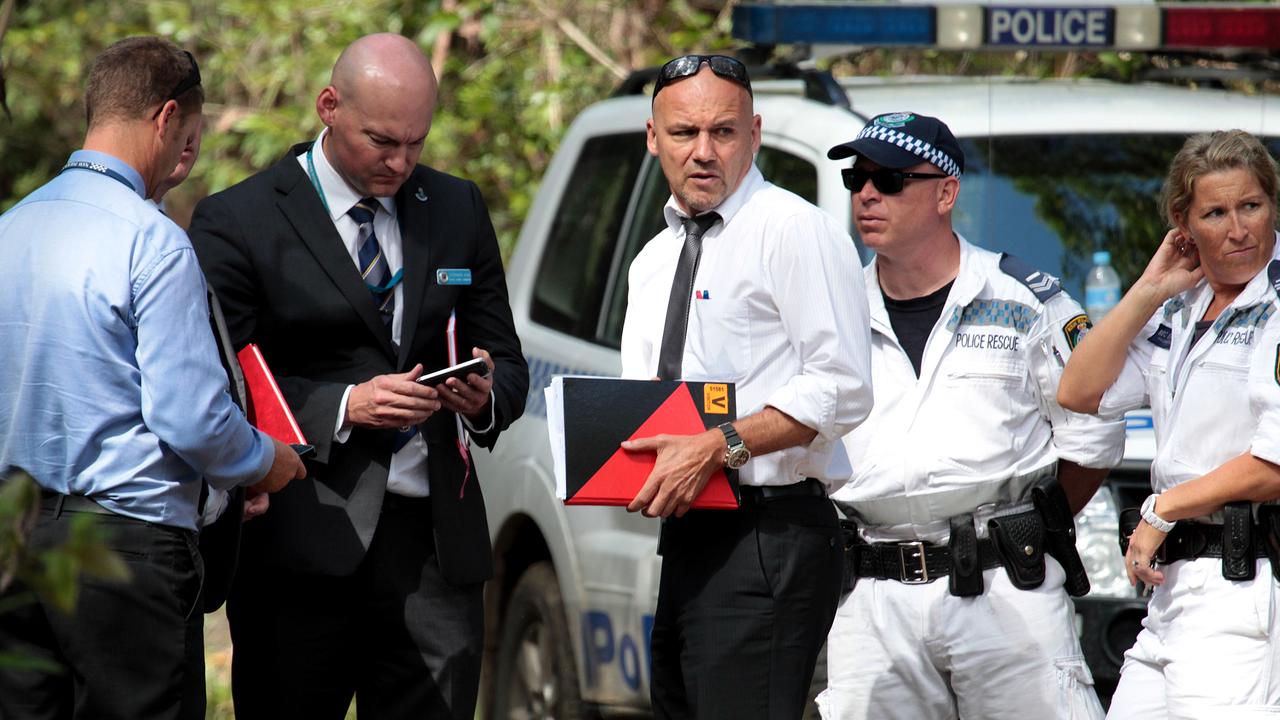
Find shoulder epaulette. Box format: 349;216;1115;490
1268;258;1280;301
999;253;1062;303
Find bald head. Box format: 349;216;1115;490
317;33;438;198
331;33;437;107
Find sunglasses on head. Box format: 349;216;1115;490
841;167;949;194
152;50;202;119
652;54;752;100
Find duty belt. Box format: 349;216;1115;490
1122;501;1274;582
850;537;1002;584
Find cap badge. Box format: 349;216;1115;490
875;112;915;128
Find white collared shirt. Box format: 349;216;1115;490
299;129;430;497
1100;232;1280;519
833;236;1126;543
619;165;874;491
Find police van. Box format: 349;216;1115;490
473;2;1280;716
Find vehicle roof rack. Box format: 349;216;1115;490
612;59;855;112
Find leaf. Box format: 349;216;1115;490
0;650;63;674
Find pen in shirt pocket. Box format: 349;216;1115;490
695;290;711;300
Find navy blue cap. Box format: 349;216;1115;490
828;112;964;177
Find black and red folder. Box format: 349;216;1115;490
546;377;740;509
235;344;310;451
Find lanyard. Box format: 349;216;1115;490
305;146;333;215
307;145;404;293
60;160;137;194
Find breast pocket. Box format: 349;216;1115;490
935;356;1030;472
1170;357;1252;470
686;298;751;381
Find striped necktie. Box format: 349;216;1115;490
348;198;417;452
347;198;395;328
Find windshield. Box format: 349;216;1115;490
863;134;1280;300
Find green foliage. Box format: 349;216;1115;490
0;0;733;258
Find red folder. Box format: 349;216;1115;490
557;377;739;509
236;344;307;446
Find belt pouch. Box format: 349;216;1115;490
1259;505;1280;584
948;513;984;597
1032;478;1091;597
1222;501;1256;581
988;508;1046;590
1118;508;1141;554
839;519;859;594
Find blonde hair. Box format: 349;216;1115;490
1161;130;1279;228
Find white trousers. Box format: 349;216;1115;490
817;556;1104;720
1107;558;1280;719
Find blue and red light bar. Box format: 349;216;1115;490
731;2;1280;51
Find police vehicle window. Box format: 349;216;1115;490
942;135;1280;301
530;133;648;340
594;145;820;348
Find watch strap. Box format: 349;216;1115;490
1141;493;1176;533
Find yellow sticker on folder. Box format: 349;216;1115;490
704;384;729;414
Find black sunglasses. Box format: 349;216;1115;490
842;167;949;194
169;50;202;101
653;54;752;99
153;50;201;119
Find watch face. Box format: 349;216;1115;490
726;446;750;469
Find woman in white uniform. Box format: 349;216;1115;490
1059;129;1280;718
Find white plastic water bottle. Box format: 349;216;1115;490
1085;250;1121;321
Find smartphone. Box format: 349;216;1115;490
417;357;490;386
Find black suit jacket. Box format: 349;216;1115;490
189;143;527;585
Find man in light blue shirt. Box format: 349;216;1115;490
0;36;305;720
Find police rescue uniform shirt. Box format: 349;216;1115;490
833;236;1126;544
1099;232;1280;522
619;165;873;491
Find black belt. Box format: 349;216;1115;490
851;538;1003;583
1158;521;1269;564
39;490;114;516
739;478;827;503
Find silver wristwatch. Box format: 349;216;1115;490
717;422;751;470
1140;493;1176;533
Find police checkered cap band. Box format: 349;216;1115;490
854;125;962;178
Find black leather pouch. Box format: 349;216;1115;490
1032;478;1090;597
1222;501;1256;581
1259;505;1280;584
840;519;859;594
988;508;1046;590
948;513;984;597
1119;508;1141;555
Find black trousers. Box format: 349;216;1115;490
227;494;484;720
650;493;844;720
0;506;204;720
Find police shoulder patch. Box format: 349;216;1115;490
999;253;1062;303
1062;314;1091;350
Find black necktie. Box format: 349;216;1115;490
657;212;720;380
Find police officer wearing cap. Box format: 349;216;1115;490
816;112;1125;720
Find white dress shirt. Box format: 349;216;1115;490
299;130;430;497
832;237;1126;543
619;164;873;491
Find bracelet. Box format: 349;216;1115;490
1140;493;1176;533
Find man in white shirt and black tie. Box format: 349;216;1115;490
618;54;874;719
